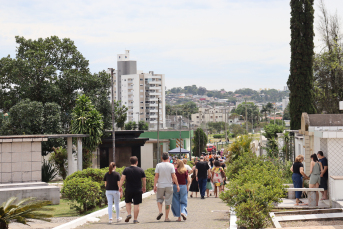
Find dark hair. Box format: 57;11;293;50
130;156;138;165
162;152;169;160
109;162;116;174
311;154;318;162
214;160;221;167
317;151;324;156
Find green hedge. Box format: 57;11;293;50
213;134;225;138
61;177;101;213
63;167;155;206
220;152;285;228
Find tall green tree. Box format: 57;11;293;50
287;0;316;130
192;128;208;157
0;99;63;155
313;0;343;114
0;36;111;131
70;95;103;169
113;100;128;129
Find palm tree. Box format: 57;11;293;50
0;197;53;229
261;105;268;122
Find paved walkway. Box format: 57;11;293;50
79;193;230;229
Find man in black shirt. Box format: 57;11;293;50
196;156;211;199
317;151;328;200
119;156;146;224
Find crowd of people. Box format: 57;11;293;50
103;152;227;224
290;151;328;206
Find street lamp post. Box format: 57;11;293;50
108;68;116;163
157;98;160;163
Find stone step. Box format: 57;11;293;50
275;212;343;222
286;188;324;191
0;182;48;189
0;185;60;205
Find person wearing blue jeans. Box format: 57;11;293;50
172;160;191;221
290;155;309;206
104;162;123;223
196;156;211;199
106;190;121;222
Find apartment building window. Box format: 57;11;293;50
140;84;143;86
140;90;143;92
140;79;143;81
140;101;143;103
141;107;144;109
140;95;143;98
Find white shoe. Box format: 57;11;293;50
117;217;122;222
109;219;113;224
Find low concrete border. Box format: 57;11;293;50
269;212;282;228
229;208;237;229
53;190;155;229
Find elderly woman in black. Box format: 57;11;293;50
290;155;309;206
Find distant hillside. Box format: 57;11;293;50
167;86;289;103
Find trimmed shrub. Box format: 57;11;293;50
61;178;101;213
145;168;155;176
187;160;194;168
221;152;285;228
213;134;225;139
145;172;154;192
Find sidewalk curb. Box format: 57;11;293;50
53;190;155;229
229;208;237;229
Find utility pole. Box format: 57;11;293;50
188;112;192;161
179;113;182;156
224;106;227;144
243;99;248;133
274;107;276;125
108;68;116;163
157;98;160;163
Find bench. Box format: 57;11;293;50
286;188;324;207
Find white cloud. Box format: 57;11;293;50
0;0;342;91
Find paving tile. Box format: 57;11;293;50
325;212;343;218
279;215;306;221
303;214;328;219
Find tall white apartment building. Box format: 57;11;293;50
109;50;166;130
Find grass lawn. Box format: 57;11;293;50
36;199;105;217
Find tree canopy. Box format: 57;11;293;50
0;36;111;132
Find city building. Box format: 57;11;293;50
109;50;166;129
191;107;236;126
282;97;289;111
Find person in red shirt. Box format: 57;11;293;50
172;160;191;221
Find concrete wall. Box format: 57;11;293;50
141;143;153;170
0;141;42;184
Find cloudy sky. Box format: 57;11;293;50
0;0;342;91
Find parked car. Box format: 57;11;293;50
207;144;216;152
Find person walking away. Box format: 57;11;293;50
206;169;212;197
317;151;328;200
104;162;122;224
290;155;309;206
154;152;180;222
172;160;191;221
118;156;146;224
211;160;225;198
189;161;199;198
220;159;226;192
209;153;214;168
173;160;178;168
196;156;211;199
183;159;193;186
309;154;322;206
